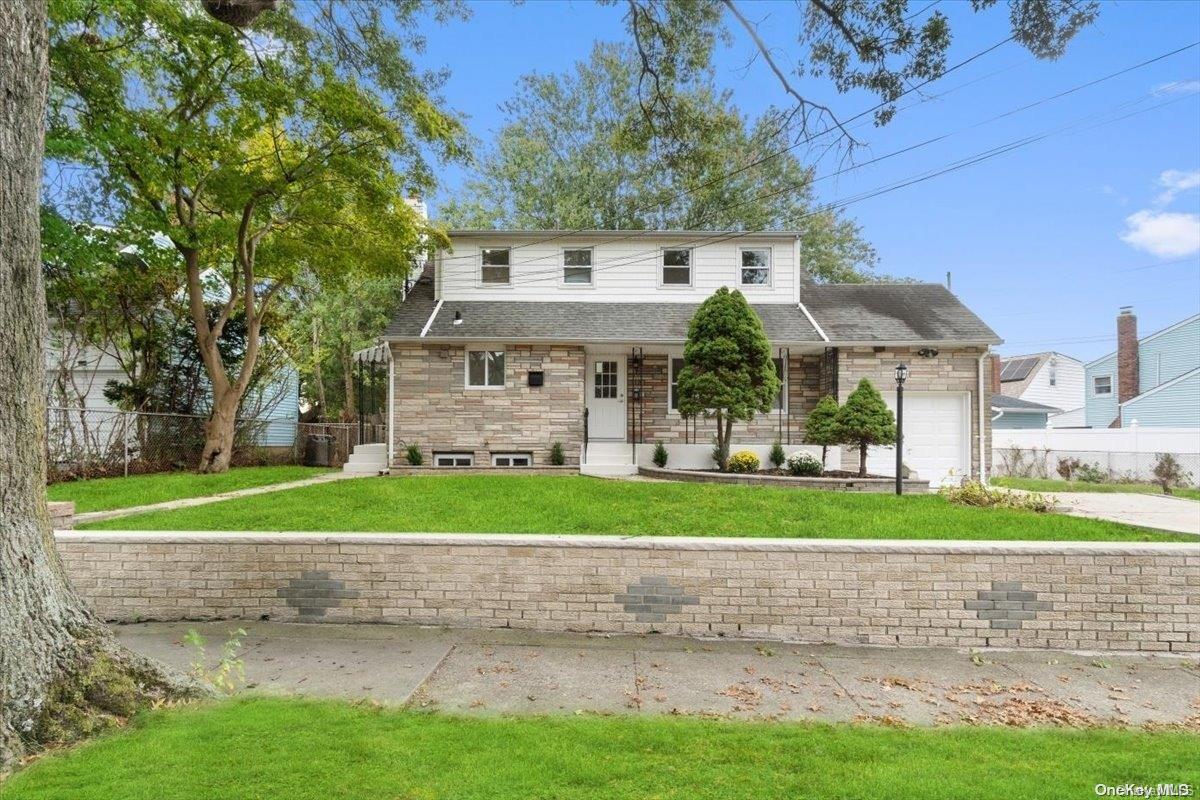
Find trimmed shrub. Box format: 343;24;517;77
548;441;565;466
727;450;760;474
405;443;423;466
652;441;669;468
835;379;896;477
768;440;786;469
786;453;823;477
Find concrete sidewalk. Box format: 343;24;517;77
1050;492;1200;535
117;621;1200;728
75;471;358;525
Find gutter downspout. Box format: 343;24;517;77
978;352;988;484
387;349;395;470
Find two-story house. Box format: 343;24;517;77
375;230;1002;486
994;351;1085;429
1084;308;1200;428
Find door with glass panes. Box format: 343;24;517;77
586;356;626;440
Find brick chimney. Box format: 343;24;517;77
990;354;1002;395
1116;306;1139;405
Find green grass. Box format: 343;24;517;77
5;698;1197;800
47;466;333;513
82;474;1190;541
992;476;1200;502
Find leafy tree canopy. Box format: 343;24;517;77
442;42;878;282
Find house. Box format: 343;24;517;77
990;394;1060;429
997;351;1083;424
369;230;1002;486
1084;308;1200;428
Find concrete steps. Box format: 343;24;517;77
342;442;388;475
580;441;637;476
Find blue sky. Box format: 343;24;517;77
412;1;1200;361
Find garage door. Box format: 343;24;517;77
866;392;970;487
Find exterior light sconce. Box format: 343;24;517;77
917;347;938;358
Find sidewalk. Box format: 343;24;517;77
117;621;1200;728
1049;491;1200;536
74;471;358;525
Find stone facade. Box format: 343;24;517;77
59;532;1199;654
834;346;991;477
391;342;586;466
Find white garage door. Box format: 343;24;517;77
866;391;971;487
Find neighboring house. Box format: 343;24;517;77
998;351;1083;415
372;230;1002;486
990;394;1059;429
1084;309;1200;428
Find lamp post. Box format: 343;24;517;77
894;363;908;496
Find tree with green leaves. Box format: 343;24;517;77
804;394;843;469
677;288;780;470
443;42;878;282
836;379;896;478
46;0;468;471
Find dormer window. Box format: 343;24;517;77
563;248;593;285
661;248;692;286
480;248;511;285
740;248;771;286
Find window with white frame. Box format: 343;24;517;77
563;248;593;285
661;248;691;286
1048;361;1057;386
1093;375;1112;395
467;349;505;388
434;452;474;467
740;248;771;286
491;452;532;467
480;247;511;284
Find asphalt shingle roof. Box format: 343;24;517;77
990;395;1060;412
383;277;1002;345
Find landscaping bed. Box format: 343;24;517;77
5;697;1197;799
639;465;931;493
79;474;1189;542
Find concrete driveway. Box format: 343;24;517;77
116;621;1200;728
1049;492;1200;535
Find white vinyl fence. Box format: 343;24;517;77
992;427;1200;486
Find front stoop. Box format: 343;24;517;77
581;441;637;476
343;442;388;475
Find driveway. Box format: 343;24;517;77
117;621;1200;728
1049;492;1200;535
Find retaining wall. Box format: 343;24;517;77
57;532;1199;654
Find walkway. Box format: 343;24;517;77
117;621;1200;728
1050;492;1200;536
75;472;359;525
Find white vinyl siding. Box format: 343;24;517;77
438;237;799;303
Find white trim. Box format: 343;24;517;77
560;246;595;288
797;302;829;343
978;353;987;483
792;237;802;305
387;352;395;467
658;247;693;288
737;246;773;289
419;299;444;338
1083;313;1200;368
1119;366;1200;407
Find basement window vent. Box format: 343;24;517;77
434;452;474;467
491;453;532;467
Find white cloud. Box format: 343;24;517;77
1153;80;1200;96
1155;169;1200;205
1120;210;1200;258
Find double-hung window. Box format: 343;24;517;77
467;349;505;388
661;248;692;286
1093;375;1112;396
563;248;593;285
740;248;771;286
480;247;511;285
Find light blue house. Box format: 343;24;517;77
1084;310;1199;428
991;395;1059;429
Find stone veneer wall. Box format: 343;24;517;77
391;343;585;466
58;532;1198;654
630;353;824;446
834;346;990;478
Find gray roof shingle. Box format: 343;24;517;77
383;277;1001;345
990;395;1060;413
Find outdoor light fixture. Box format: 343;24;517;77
917;347;939;359
894;363;908;496
452;310;463;326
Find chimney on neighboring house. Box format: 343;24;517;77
1116;306;1139;406
990;354;1002;395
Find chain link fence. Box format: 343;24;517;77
993;446;1200;487
46;407;294;483
294;422;386;467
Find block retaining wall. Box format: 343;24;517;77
56;532;1199;654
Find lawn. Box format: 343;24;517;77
47;466;333;513
82;474;1190;541
5;698;1197;800
993;476;1200;502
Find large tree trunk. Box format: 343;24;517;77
198;387;240;473
0;2;201;773
858;442;868;478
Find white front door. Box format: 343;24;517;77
587;356;627;440
866;391;971;487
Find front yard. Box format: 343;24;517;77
5;698;1196;800
81;474;1189;542
47;466;333;513
992;476;1200;502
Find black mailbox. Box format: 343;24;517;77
528;370;544;387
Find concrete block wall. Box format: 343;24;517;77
58;532;1198;654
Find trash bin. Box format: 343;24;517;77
303;434;333;467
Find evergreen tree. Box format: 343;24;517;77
804;395;842;469
835;379;896;478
